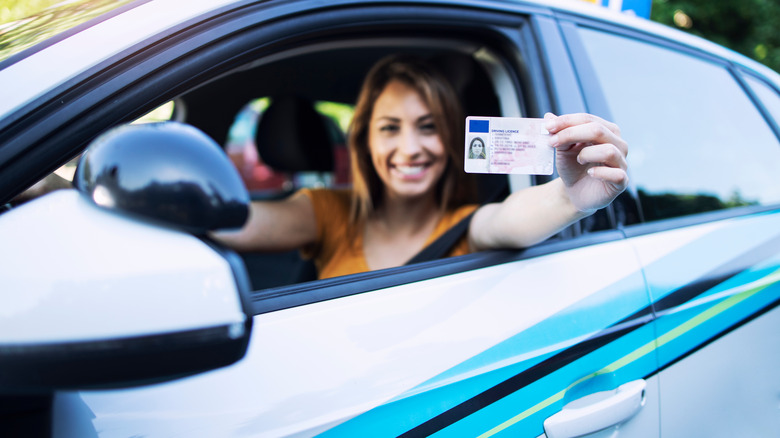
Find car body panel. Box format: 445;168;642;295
53;237;652;437
629;211;780;436
657;307;780;437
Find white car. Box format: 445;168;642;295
1;1;779;437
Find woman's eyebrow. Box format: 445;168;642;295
373;114;432;123
416;114;434;123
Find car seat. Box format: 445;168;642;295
241;95;341;289
255;95;335;173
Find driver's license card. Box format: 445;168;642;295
464;116;554;175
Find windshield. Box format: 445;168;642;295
0;0;137;64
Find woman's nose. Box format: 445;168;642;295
398;129;422;156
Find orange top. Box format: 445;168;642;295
299;188;477;279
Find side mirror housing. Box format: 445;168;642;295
0;122;253;393
75;122;249;234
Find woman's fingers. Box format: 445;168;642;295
576;142;627;170
551;122;627;156
545;113;627;157
545;112;628;187
545;112;621;136
589;165;629;188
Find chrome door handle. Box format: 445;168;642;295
544;379;646;438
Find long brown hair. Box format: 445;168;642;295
348;54;474;227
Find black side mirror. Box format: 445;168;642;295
75;122;249;234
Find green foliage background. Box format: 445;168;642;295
0;0;62;24
0;0;133;62
651;0;780;72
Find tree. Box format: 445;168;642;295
652;0;780;72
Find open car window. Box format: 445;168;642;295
174;37;524;289
5;8;550;293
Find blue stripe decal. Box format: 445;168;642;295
434;325;658;437
654;266;780;369
641;217;780;303
318;268;649;438
415;272;648;392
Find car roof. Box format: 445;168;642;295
0;0;778;122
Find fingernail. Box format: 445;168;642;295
587;168;595;177
548;134;559;147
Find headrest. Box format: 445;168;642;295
255;96;336;172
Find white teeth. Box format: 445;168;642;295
396;165;425;175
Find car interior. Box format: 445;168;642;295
171;38;517;289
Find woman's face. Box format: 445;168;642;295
471;140;484;156
368;80;447;202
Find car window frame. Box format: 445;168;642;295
735;69;780;140
250;230;626;314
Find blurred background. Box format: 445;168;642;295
586;0;780;73
651;0;780;73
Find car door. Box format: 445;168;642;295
0;2;658;437
564;16;780;437
54;248;655;438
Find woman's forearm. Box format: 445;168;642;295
468;178;591;251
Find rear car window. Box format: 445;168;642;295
577;27;780;222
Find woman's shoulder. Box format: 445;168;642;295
298;187;352;219
296;187;354;260
299;187;351;204
441;203;478;229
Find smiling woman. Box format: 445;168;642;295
214;54;629;278
346;55;474;271
216;55;481;278
351;55;470;220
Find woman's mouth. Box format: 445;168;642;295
391;162;432;178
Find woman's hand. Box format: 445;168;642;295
463;112;628;252
545;113;629;213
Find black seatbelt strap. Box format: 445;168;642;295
405;211;475;265
405;175;508;265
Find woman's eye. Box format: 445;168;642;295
419;123;436;134
379;124;399;134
